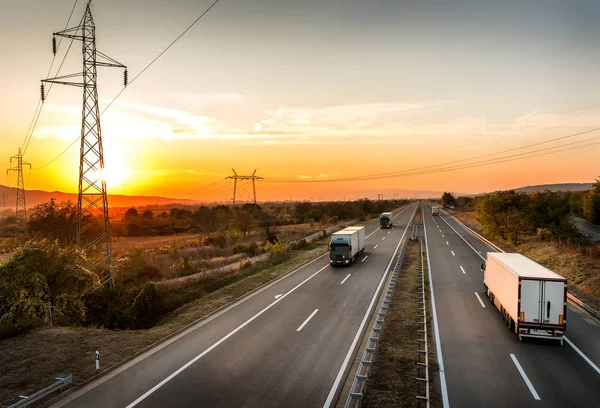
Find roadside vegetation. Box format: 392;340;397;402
0;198;406;338
362;240;441;408
443;178;600;310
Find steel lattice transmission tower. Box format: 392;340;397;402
226;169;263;205
6;149;31;220
41;1;127;287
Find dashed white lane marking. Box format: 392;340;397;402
474;292;486;308
510;354;541;400
340;274;351;285
297;309;319;332
460;266;466;274
451;250;455;256
361;256;369;263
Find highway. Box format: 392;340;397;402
425;205;600;407
52;203;419;408
573;217;600;242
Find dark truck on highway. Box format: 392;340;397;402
379;212;392;228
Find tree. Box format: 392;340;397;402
141;210;154;220
234;207;256;238
27;199;102;245
442;192;457;208
0;240;98;336
583;178;600;224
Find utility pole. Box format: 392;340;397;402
41;1;127;288
6;149;31;221
226;169;263;205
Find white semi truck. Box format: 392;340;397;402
329;226;366;266
431;206;440;216
482;252;567;344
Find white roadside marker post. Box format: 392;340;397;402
96;350;100;370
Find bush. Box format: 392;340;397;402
129;283;161;329
231;242;260;256
0;240;97;337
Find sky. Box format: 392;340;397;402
1;0;600;202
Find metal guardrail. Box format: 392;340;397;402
416;238;430;407
444;209;600;322
345;238;409;408
8;375;72;408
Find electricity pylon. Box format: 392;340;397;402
226;169;263;205
6;149;31;221
41;1;127;287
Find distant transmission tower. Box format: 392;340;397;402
226;169;263;205
6;149;31;220
41;1;127;287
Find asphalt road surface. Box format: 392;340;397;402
425;205;600;408
52;203;418;408
573;217;600;241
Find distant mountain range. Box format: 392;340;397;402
514;183;593;193
0;185;195;209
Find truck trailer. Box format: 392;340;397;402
329;226;366;266
431;206;440;216
379;212;393;228
482;252;567;344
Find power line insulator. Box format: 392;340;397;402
40;83;45;102
52;36;57;55
123;69;128;87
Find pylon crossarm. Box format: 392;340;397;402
96;51;126;69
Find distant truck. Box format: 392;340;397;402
482;252;567;344
431;206;440;216
329;226;366;266
379;212;393;228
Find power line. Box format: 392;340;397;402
34;0;223;169
265;126;600;183
20;0;81;157
265;130;600;183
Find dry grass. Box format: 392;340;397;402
450;209;600;311
0;241;328;406
362;241;441;408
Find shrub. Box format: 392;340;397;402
0;240;97;337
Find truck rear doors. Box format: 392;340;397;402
520;279;565;327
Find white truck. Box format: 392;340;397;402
431;206;440;216
482;252;567;344
329;226;366;266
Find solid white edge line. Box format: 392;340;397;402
474;292;486;308
361;256;369;263
564;337;600;375
439;214;485;261
340;274;351;285
126;264;330;407
510;354;541;400
460;266;466;274
423;204;450;408
451;250;455;257
323;204;417;408
297;309;319;332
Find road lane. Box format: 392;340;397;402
55;204;417;408
440;210;600;371
425;204;600;407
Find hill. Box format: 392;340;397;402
514;183;593;194
0;185;196;209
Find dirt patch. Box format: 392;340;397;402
450;209;600;311
0;242;328;406
362;240;441;408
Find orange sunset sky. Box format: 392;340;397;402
1;0;599;202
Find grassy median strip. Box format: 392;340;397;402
362;239;441;408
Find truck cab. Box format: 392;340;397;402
431;206;440;216
379;212;393;228
329;235;353;265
